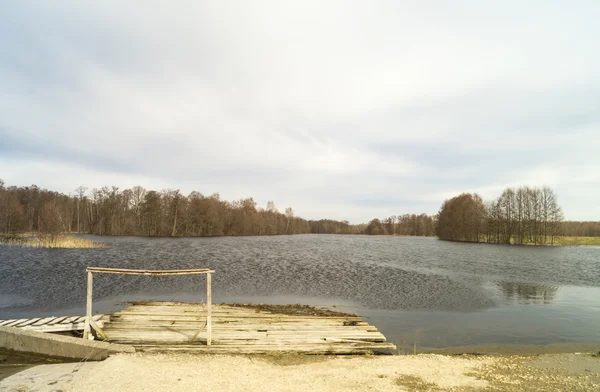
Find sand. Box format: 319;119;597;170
1;352;599;391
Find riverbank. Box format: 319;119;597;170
1;352;599;391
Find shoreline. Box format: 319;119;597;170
2;352;599;391
414;342;600;356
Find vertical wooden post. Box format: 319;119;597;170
206;272;212;346
83;271;93;340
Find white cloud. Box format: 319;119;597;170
1;1;599;223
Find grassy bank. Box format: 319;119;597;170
552;236;600;246
468;235;600;246
0;235;108;249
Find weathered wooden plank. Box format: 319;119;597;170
103;323;378;331
0;319;16;326
114;306;339;317
106;317;363;324
106;316;353;323
87;267;214;275
113;312;363;321
83;271;93;340
62;316;80;324
105;328;383;338
90;319;108;340
4;319;28;327
118;304;347;312
32;317;57;326
47;316;69;325
16;318;43;327
105;335;385;343
23;320;104;333
131;343;397;354
206;272;212;346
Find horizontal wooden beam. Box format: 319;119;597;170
86;267;215;275
131;343;397;354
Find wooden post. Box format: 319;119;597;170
83;271;93;340
207;272;212;346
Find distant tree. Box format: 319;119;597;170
285;207;294;234
38;201;64;243
75;186;87;233
436;193;486;242
365;218;384;235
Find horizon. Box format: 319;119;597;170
2;1;599;223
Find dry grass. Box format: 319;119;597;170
257;353;333;366
475;235;600;246
0;235;108;249
552;236;600;246
395;374;442;391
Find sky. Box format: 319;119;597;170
1;1;599;223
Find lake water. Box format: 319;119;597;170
1;235;599;352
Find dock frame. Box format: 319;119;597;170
83;267;215;345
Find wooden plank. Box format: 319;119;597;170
106;335;385;343
90;319;108;340
0;319;16;326
104;328;383;337
32;317;57;326
83;271;93;340
207;272;212;346
14;318;41;327
189;322;206;343
47;316;69;325
86;267;215;275
4;319;28;327
129;343;397;354
116;306;357;316
118;305;355;313
62;316;81;324
113;312;363;321
102;323;378;331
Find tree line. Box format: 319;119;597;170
560;221;600;237
364;214;437;236
0;180;435;237
436;186;565;245
2;181;594;240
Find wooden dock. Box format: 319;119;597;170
0;314;107;333
0;303;395;354
103;302;396;354
2;268;395;355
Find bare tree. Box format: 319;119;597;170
38;201;64;243
285;207;294;234
75;186;87;233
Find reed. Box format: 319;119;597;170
0;235;108;249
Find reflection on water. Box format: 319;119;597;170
497;281;558;304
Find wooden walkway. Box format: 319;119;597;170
0;314;107;333
103;302;396;354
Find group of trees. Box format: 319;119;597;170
560;221;600;237
0;180;434;238
436;186;565;245
3;181;594;242
364;214;437;236
0;181;312;237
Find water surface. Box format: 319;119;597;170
1;235;599;351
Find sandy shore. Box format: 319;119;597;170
1;352;599;391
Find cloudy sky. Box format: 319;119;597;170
1;1;599;223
